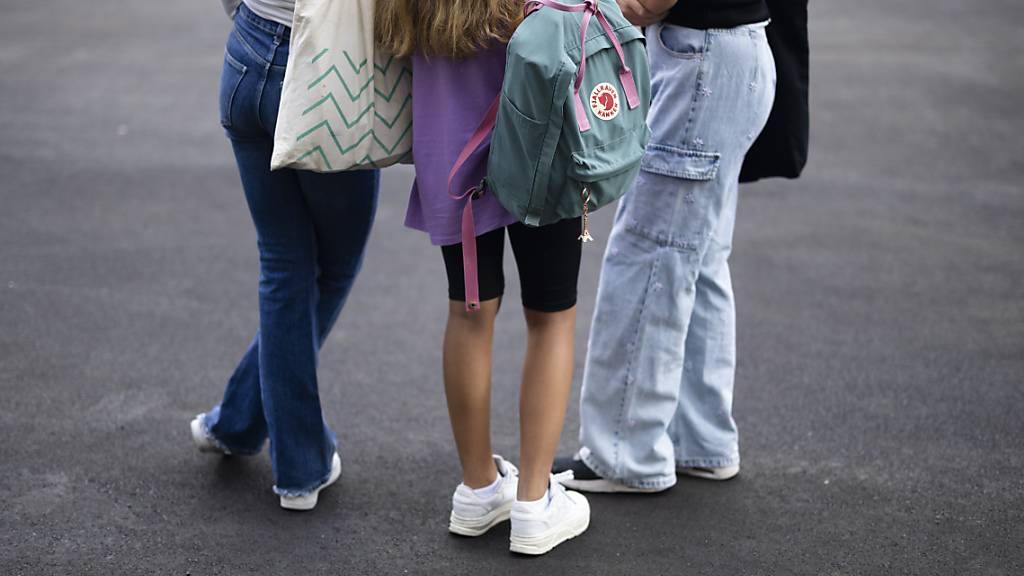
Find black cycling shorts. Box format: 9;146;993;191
441;217;582;313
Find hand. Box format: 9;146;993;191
616;0;677;27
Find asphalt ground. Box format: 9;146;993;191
1;0;1022;574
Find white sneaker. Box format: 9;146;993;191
449;455;519;536
677;464;740;481
279;452;342;511
190;413;227;454
509;471;590;555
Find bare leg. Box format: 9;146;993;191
443;298;501;488
518;306;577;500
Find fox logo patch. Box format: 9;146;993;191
589;82;620;121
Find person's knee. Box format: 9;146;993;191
317;261;361;294
448;298;500;328
523;305;576;331
258;249;316;299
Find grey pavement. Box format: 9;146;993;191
1;0;1022;574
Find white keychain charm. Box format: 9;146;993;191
579;186;595;243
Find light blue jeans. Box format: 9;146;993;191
579;21;776;490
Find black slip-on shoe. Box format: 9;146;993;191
552;451;668;494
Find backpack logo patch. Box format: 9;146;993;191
590;83;620;121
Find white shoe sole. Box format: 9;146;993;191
561;477;666;494
279;453;342;511
676;465;740;481
190;415;224;454
510;512;590;556
449;502;513;537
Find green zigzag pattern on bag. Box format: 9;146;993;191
293;49;412;169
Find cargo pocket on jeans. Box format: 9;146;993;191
624;144;721;251
219;50;246;128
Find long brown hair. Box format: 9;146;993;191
376;0;524;59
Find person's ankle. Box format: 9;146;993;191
516;481;549;502
463;465;499;490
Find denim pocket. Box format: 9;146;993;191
219;50;247;128
641;144;720;181
658;25;706;59
623;144;721;251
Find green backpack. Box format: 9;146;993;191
448;0;651;310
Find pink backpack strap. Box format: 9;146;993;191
447;95;501;312
527;0;640;132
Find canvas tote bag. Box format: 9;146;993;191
270;0;412;172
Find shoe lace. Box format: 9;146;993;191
550;470;575;498
501;459;521;480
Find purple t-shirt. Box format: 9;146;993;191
404;46;518;246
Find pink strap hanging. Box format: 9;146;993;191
447;95;501;312
446;0;639;312
525;0;641;132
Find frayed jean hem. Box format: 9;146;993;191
676;454;740;469
272;463;334;498
200;413;263;457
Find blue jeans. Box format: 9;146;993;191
578;22;776;490
202;4;380;497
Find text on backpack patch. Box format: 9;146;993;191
590;83;620;121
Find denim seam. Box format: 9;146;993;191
231;26;287;72
220;51;247;129
624;251;662;431
238;3;284;36
641;145;721;181
254;68;268;134
676;455;740;469
231;28;264;67
679;30;710;147
607;259;651;472
625;219;702;252
606;241;663;479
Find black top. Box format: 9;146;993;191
665;0;770;30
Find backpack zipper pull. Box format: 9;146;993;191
579;186;595;243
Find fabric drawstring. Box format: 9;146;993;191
525;0;641;132
448;96;501;312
